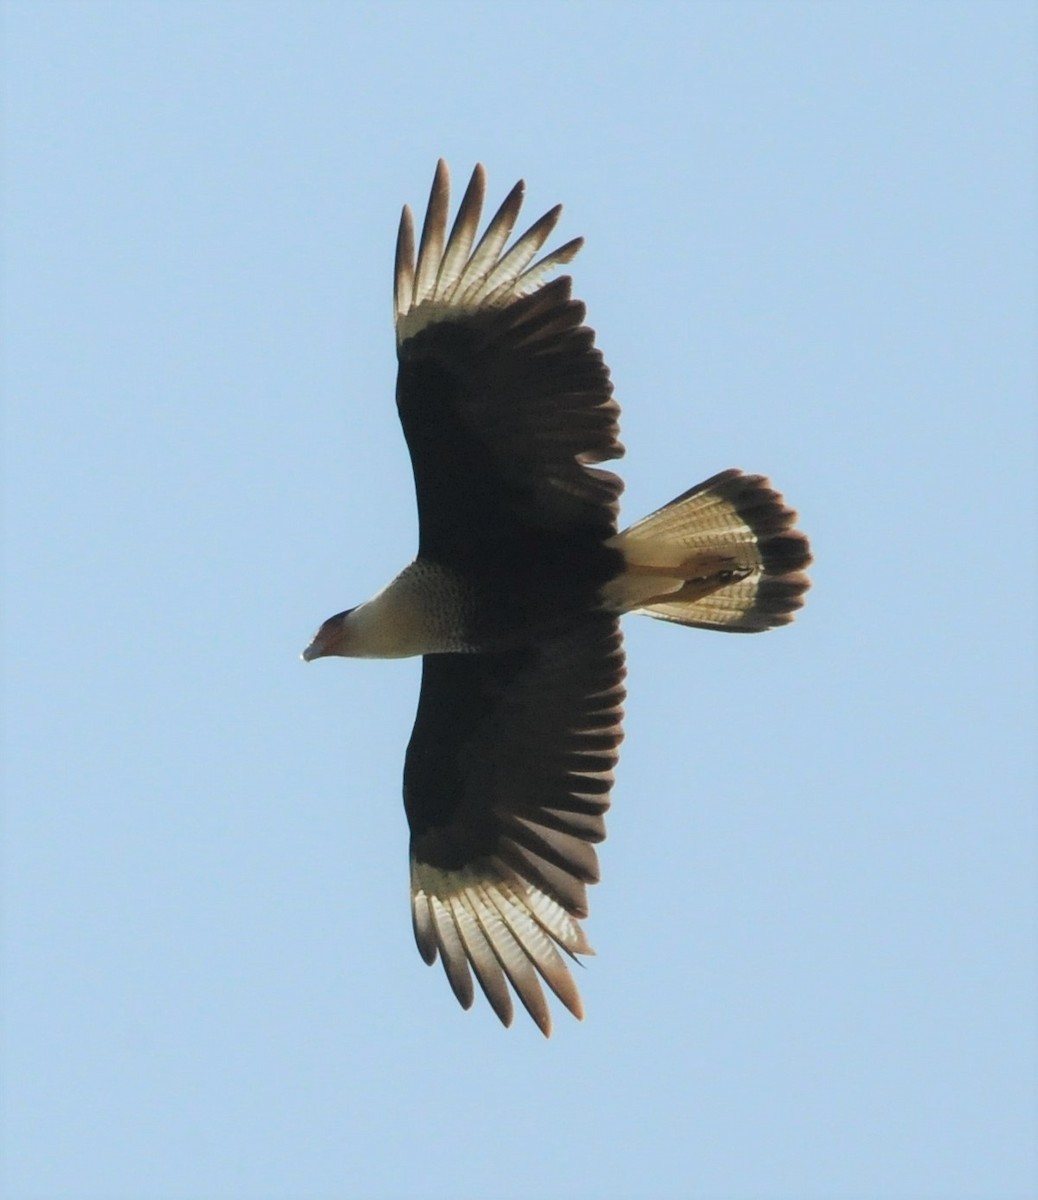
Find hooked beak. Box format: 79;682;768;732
301;609;352;661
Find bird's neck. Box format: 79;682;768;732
346;561;472;658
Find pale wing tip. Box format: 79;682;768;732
411;891;438;965
412;860;591;1033
394;203;416;320
555;235;583;263
466;161;487;200
395;160;581;343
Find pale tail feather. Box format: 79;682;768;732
604;469;812;632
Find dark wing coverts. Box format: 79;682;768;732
395;161;624;558
394;162;626;1032
407;618;624;1034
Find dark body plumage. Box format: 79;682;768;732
397;297;625;644
304;161;812;1034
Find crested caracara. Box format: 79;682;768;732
304;161;812;1034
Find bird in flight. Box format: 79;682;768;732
304;161;811;1034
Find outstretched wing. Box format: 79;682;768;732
405;616;625;1035
394;161;625;561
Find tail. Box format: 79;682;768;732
603;469;812;632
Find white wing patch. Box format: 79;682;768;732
394;160;583;347
411;858;591;1035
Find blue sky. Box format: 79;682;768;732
3;3;1036;1198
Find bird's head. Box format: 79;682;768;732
301;609;357;660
